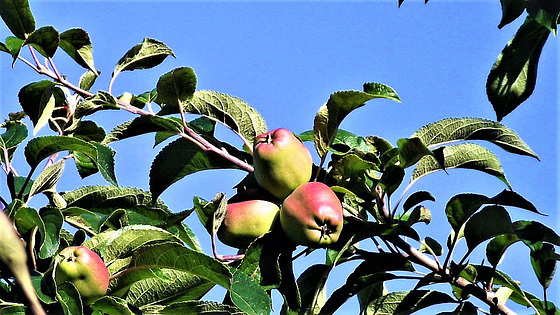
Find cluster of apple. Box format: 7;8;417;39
218;128;344;249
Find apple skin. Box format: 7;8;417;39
253;128;313;199
280;182;344;247
55;246;110;303
218;189;280;249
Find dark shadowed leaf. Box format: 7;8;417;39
0;0;35;39
56;283;83;315
411;117;539;159
24;136;96;168
0;121;28;158
4;36;24;63
486;233;520;267
89;296;135;315
513;220;560;250
59;28;97;73
366;290;456;315
498;0;527;28
437;301;478;315
403;191;435;212
445;193;490;232
155;67;197;109
530;243;559;289
149;137;246;201
24;26;59;58
487;17;550;121
411;143;511;189
464;206;514;253
526;0;560;32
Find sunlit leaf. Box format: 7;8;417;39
75;91;119;119
33;94;55;135
0;0;35;39
112;38;174;82
159;90;267;148
230;269;272;315
411;117;539;160
526;0;560;32
0;121;28;160
397;137;435;168
411;143;511;188
103;115;183;144
28;159;64;198
139;301;245;314
487;17;550;121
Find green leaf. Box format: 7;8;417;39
33;94;56;135
230;269;272;315
295;264;329;315
322;254;413;314
139;301;245;314
64;186;201;251
526;0;560;32
38;207;63;259
59;28;97;73
362;82;401;102
159;90;267;148
0;121;28;162
420;237;443;256
75;91;119;118
486;233;520;267
487;17;550;121
25;136;95;168
498;0;526;28
411;117;539;160
365;290;456;315
403;191;435;212
56;282;83;315
110;268;213;307
437;302;478;315
0;0;35;39
79;70;98;91
91;142;118;186
149;137;247;201
464;205;514;253
129;241;231;289
445;193;490;233
155;67;197;108
378;165;404;197
18;80;58;126
103;115;183;144
28;159;64;199
411;143;511;189
72;120;106;142
313;90;380;159
397;137;435;168
112;38;174;83
513;220;560;250
89;296;135;315
24;25;59;58
4;36;24;62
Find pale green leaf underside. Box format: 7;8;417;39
412;117;538;160
411;143;510;188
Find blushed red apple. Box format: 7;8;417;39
55;246;109;303
253;128;313;199
280;182;343;247
218;189;280;249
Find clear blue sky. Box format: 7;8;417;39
1;1;558;313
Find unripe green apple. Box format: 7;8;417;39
218;189;280;249
55;246;109;303
280;182;343;247
253;128;313;199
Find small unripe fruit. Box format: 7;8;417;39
253;128;313;199
280;182;343;247
55;246;109;303
218;189;280;249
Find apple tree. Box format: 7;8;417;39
0;1;558;314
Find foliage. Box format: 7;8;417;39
0;1;558;314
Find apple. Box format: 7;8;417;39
55;246;109;303
280;182;343;247
218;189;280;249
253;128;313;199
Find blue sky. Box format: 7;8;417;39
1;1;558;313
